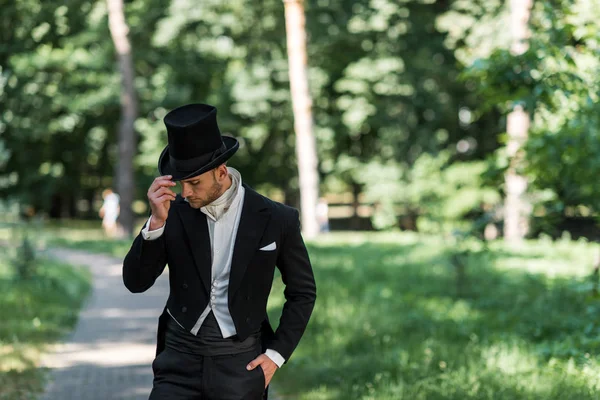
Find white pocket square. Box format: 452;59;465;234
259;242;277;251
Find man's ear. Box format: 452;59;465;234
216;164;228;180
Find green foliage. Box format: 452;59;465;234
1;0;599;238
318;0;501;204
462;43;586;115
356;151;501;231
522;1;600;224
1;0;501;218
442;0;600;234
459;0;596;116
527;105;600;208
1;0;121;215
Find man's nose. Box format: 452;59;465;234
181;184;191;198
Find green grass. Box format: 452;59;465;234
0;245;92;400
0;220;137;258
8;221;600;399
270;233;600;399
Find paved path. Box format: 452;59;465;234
40;248;169;400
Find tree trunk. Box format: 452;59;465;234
107;0;137;237
504;0;533;243
283;0;319;238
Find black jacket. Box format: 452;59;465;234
123;185;317;361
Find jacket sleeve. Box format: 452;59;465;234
271;208;317;361
122;221;168;293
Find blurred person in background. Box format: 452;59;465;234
316;197;329;233
122;104;317;400
99;188;120;238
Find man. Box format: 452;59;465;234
99;188;120;237
123;103;317;400
316;197;329;233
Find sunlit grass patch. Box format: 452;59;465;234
268;232;600;399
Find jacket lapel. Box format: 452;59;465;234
175;202;212;295
228;186;271;299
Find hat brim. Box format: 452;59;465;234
158;136;239;181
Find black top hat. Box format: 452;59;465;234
158;103;239;181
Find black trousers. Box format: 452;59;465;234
149;346;267;400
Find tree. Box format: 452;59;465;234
0;0;121;218
107;0;138;236
504;0;533;243
442;0;600;238
283;0;319;237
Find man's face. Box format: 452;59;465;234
178;167;225;209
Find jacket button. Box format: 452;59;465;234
182;283;188;289
181;306;187;313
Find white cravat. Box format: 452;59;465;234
200;168;240;221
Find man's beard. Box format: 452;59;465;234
185;178;223;209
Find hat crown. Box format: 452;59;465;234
164;103;223;161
